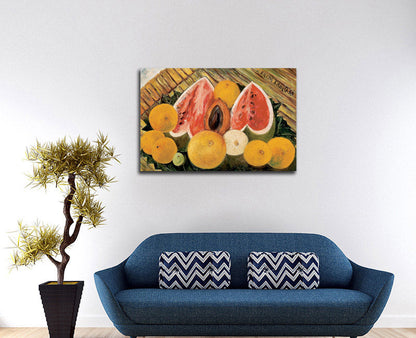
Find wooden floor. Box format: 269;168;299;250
0;328;415;338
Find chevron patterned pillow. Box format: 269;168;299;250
159;251;231;289
247;252;320;290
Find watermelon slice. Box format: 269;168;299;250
230;82;275;141
170;77;214;138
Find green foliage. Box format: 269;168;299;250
10;132;119;275
71;182;106;227
10;221;62;268
26;132;119;227
274;115;296;145
27;132;119;190
160;90;182;106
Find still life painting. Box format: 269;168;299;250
140;68;296;172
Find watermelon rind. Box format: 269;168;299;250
245;116;275;142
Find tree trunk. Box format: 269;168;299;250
57;255;69;284
57;262;66;284
52;173;83;284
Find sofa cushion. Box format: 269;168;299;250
159;251;231;289
247;252;320;289
116;288;372;325
124;233;353;289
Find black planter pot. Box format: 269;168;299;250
39;281;84;338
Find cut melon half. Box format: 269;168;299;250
170;77;214;138
230;82;275;141
223;130;248;156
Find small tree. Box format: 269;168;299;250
9;133;119;284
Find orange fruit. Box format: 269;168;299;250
267;137;296;169
152;137;178;164
214;80;240;108
243;140;272;167
141;130;165;155
187;131;226;169
149;104;178;132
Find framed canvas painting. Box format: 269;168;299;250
140;68;296;172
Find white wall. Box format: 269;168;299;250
1;0;415;329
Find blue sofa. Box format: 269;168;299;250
94;233;393;337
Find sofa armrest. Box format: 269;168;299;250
94;260;135;325
349;260;394;326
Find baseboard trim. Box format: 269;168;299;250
1;314;415;328
74;315;113;327
374;315;416;328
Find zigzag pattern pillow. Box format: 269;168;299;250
247;252;320;290
159;251;231;289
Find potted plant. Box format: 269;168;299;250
9;133;119;338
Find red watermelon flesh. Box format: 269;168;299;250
171;77;214;137
231;82;273;135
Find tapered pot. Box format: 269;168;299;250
39;281;84;338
